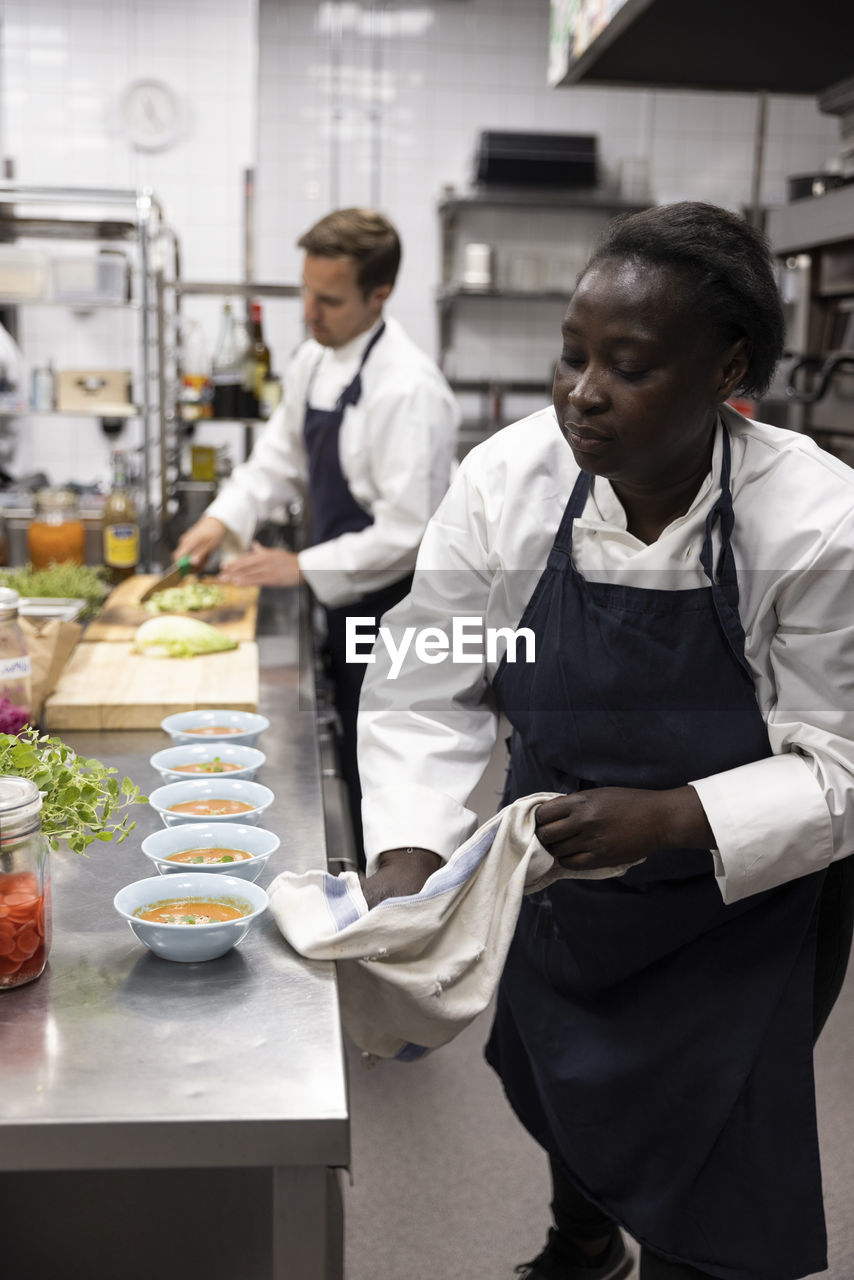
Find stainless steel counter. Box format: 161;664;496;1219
0;589;348;1280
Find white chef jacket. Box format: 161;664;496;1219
358;403;854;904
205;315;460;608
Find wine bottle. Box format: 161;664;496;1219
211;301;245;419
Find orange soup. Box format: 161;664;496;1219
169;799;255;816
172;760;242;774
166;847;252;865
135;897;247;925
184;726;243;736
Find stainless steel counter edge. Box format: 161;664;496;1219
0;587;350;1173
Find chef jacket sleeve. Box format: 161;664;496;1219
691;507;854;904
204;358;309;548
297;379;459;608
358;461;500;874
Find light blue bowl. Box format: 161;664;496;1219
141;822;280;882
160;709;270;748
114;872;268;963
148;778;275;828
149;743;266;784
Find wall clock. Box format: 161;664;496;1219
119;79;184;153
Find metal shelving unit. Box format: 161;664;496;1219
0;183;179;568
437;188;646;445
168;278;301;473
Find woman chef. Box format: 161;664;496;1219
356;202;854;1280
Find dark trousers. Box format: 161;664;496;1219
548;855;854;1278
323;574;413;870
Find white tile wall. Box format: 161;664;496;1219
0;0;256;489
0;0;842;487
256;0;841;405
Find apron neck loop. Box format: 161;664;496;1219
305;320;386;410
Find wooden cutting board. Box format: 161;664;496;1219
84;575;259;643
42;640;259;730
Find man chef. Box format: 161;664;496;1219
174;207;460;865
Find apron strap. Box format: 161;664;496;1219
552;426;754;681
550;467;591;559
699;427;754;680
306;320;386;414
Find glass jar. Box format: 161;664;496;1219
0;776;50;990
27;487;86;569
0;587;31;734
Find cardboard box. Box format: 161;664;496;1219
54;369;134;416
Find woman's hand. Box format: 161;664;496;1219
361;847;443;909
535;785;714;872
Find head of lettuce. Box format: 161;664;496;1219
133;616;238;659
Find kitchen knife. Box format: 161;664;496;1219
138;554;193;603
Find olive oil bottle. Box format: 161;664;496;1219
102;449;140;583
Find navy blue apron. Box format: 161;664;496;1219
487;429;827;1280
303;323;412;861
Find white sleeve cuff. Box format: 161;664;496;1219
206;490;255;549
298;547;357;608
361;783;480;876
690;752;833;904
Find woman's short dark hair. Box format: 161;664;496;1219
584;202;785;398
298;207;401;298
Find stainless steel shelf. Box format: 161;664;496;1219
178;281;300;298
0;297;136;309
0;406;139;419
438;286;572;303
449;377;551;395
438;188;645;217
550;0;852;94
768;186;854;256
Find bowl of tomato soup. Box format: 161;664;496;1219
150;744;266;784
160;710;270;748
142;823;280;882
148;778;274;828
113;873;268;962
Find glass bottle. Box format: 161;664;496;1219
211;301;245;420
0;588;31;734
179;319;213;424
102;450;140;584
0;776;50;990
27;488;86;569
249;302;271;397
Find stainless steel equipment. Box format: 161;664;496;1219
767;183;854;465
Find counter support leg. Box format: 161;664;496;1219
273;1165;344;1280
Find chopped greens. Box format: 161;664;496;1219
144;582;226;614
197;757;230;773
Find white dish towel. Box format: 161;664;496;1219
267;792;633;1061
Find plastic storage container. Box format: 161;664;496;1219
0;587;31;733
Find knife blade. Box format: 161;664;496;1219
138;555;193;603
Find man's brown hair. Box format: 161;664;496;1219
298;207;401;298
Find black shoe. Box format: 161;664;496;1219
514;1226;633;1280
